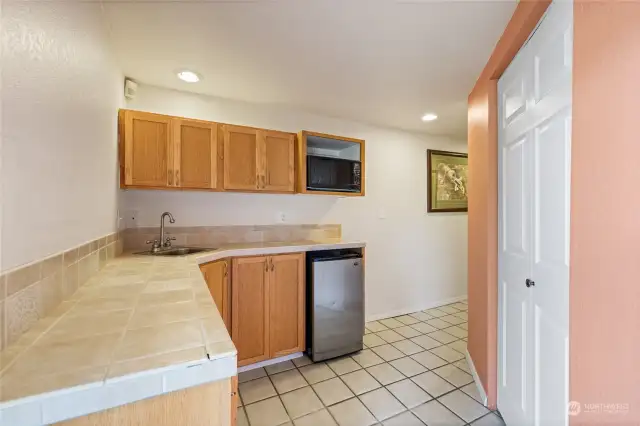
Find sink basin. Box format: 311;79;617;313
135;247;216;256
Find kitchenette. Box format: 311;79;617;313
0;109;367;425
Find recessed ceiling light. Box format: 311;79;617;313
422;113;438;122
177;70;201;83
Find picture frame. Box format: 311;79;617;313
427;149;468;213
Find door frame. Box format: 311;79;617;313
467;0;552;409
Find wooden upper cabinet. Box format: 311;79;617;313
268;253;305;357
120;110;297;194
260;131;295;193
174;118;218;190
199;259;230;332
222;124;296;193
232;256;270;366
222;125;259;191
122;110;173;187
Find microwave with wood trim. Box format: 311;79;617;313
306;154;361;193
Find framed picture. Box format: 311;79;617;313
427;149;468;212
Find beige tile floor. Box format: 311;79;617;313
236;300;505;426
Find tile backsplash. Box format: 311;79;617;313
123;224;342;251
0;233;123;350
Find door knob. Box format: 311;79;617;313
526;278;535;288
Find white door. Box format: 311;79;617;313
498;2;572;426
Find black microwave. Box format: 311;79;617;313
307;155;361;193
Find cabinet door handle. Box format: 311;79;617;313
223;262;228;277
175;170;180;187
271;258;274;271
168;170;173;186
265;259;269;272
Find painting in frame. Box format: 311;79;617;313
427;149;468;213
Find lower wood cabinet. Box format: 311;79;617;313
231;256;271;366
268;253;306;358
200;253;305;367
231;253;305;366
199;259;231;332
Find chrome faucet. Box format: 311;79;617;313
160;212;175;247
146;212;176;253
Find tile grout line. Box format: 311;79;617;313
359;307;473;424
371;314;483;425
265;366;291;426
332;361;386;424
300;364;342;425
239;301;493;426
341;330;468;424
242;351;471;423
368;321;486;424
353;351;465;425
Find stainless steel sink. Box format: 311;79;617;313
135;247;215;256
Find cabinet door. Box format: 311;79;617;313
268;253;305;357
174;118;218;189
259;131;295;193
222;125;259;191
232;256;270;366
199;259;230;332
123;110;173;187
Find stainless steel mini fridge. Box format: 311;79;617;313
307;250;364;362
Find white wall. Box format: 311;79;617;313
123;84;468;319
1;2;123;271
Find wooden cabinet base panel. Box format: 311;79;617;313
56;378;232;426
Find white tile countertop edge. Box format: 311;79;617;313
192;240;366;265
0;354;237;426
0;240;365;426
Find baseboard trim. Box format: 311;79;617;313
237;352;303;373
466;349;488;407
365;294;467;322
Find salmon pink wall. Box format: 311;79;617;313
570;2;640;424
467;80;497;406
466;1;549;408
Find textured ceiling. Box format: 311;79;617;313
102;0;516;138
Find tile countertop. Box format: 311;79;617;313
0;239;365;426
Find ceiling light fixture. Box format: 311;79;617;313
177;70;201;83
421;113;438;122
